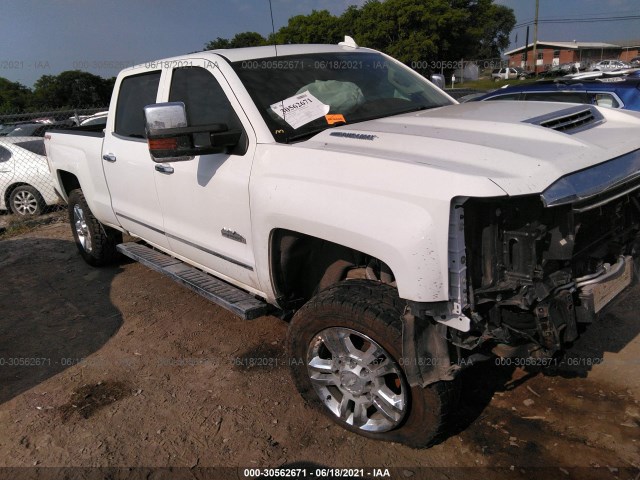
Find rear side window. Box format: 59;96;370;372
15;140;46;156
115;71;161;138
0;145;11;163
592;93;620;109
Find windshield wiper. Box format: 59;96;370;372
286;122;346;143
340;105;434;126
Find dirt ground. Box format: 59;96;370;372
0;213;638;480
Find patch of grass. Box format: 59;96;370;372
0;207;66;239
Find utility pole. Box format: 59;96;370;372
524;26;530;70
532;0;539;75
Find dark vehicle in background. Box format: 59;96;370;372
0;125;15;136
540;63;580;78
470;72;640;111
0;120;36;136
6;122;72;137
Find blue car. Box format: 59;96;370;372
469;71;640;111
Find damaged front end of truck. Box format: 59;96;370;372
403;147;640;388
451;147;640;367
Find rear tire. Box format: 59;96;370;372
287;280;459;448
9;185;44;216
67;189;121;266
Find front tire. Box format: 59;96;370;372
287;280;458;448
67;189;121;266
9;185;44;216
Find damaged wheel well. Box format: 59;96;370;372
269;229;396;311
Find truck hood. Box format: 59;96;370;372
301;101;640;196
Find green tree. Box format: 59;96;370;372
275;10;343;44
229;31;267;48
203;0;515;70
205;32;266;50
205;37;230;50
468;0;516;59
31;70;113;109
347;0;514;71
0;78;31;114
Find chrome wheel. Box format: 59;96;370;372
73;204;92;253
307;327;407;432
12;189;38;215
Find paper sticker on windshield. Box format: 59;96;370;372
325;114;346;125
270;91;330;129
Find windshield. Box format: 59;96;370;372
232;51;453;143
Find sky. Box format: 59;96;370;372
1;0;639;87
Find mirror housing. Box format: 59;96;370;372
144;102;241;162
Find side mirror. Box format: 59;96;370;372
144;102;241;162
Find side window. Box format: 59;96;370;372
0;146;11;163
523;92;590;104
169;66;245;154
169;67;243;129
114;71;161;138
593;93;620;108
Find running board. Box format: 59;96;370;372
116;242;269;320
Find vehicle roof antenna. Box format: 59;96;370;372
269;0;278;57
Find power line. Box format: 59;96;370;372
523;10;639;21
515;16;640;28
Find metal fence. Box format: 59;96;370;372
0;107;107;217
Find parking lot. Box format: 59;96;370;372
0;214;638;480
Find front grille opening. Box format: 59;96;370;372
524;105;605;134
540;108;596;132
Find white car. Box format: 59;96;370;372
0;136;59;215
590;59;632;72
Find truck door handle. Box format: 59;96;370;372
102;153;117;162
155;164;174;174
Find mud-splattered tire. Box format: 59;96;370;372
288;280;459;448
67;189;121;266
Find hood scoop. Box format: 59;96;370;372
524;105;604;134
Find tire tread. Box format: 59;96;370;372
288;279;458;448
67;189;121;266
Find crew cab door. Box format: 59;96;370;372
102;69;170;249
153;61;259;289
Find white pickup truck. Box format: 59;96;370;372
45;40;640;448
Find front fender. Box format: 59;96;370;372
250;144;506;303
